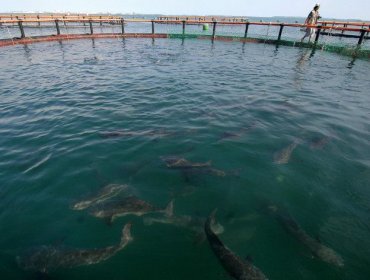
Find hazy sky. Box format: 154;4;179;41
1;0;369;20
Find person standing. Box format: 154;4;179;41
301;4;321;42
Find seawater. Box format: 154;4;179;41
0;38;369;280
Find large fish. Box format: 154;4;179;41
273;140;299;164
205;210;269;280
17;223;133;273
218;122;258;141
99;129;176;139
72;184;128;210
161;156;227;177
161;156;212;169
267;204;344;267
90;196;173;223
99;130;146;139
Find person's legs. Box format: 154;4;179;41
301;28;311;42
308;28;316;42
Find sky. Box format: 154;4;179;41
0;0;369;20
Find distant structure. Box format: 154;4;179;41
156;15;248;22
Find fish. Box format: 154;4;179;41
72;184;128;210
99;129;176;139
99;130;147;139
83;56;99;64
90;196;173;223
273;140;299;164
161;156;212;169
267;204;344;267
162;156;228;178
17;223;133;273
205;210;269;280
219;131;242;141
219;122;258;141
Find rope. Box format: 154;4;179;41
63;20;70;40
39;21;44;37
4;25;15;45
264;22;271;43
321;25;334;50
111;21;115;35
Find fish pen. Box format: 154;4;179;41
1;15;370;58
1;11;370;280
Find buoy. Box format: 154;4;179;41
203;23;209;31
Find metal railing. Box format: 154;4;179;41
1;17;369;54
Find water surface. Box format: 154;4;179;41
0;38;369;280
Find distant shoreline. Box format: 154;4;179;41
0;12;368;22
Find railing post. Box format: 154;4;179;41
89;20;93;34
18;20;25;38
182;20;186;37
212;21;217;40
55;19;60;35
121;19;125;34
244;22;249;38
151;20;155;35
358;29;366;45
277;24;284;41
314;25;321;43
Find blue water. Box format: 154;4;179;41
0;38;370;280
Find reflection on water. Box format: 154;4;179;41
0;38;369;280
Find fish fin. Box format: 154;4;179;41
211;222;224;235
206;160;212;166
164;200;174;217
245;255;254;263
315;235;322;243
208;209;218;227
120;222;133;247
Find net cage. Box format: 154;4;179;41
1;15;369;58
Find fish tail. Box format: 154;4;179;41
72;201;90;210
120;222;133;248
205;209;218;234
205;209;225;248
164;200;174;217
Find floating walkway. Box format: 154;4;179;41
0;15;369;58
